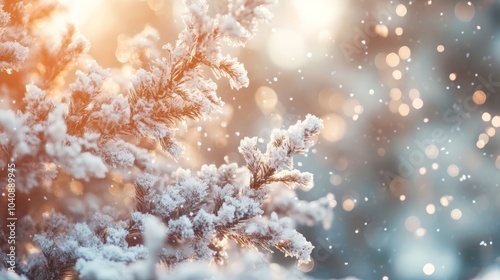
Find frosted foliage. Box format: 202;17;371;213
239;114;323;190
0;41;29;71
69;60;109;97
103;139;136;168
135;173;159;190
44;105;108;179
0;6;29;71
0;0;275;190
241;212;314;264
126;114;326;270
220;0;275;46
168;216;195;239
90;94;131;129
0;1;334;279
264;187;333;229
0;6;8;27
0;110;29;158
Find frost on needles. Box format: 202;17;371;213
0;1;333;279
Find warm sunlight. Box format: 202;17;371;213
293;0;345;32
2;1;499;279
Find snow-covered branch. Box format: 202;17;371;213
0;1;334;279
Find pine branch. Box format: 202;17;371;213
134;182;149;214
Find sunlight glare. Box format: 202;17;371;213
60;0;104;28
293;0;344;31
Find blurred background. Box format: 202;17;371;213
48;0;500;279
